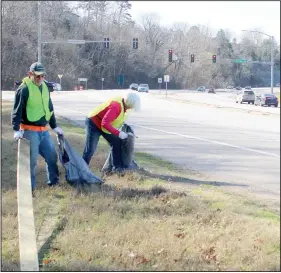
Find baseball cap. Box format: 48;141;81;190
29;62;45;75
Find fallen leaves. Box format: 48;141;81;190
174;233;185;239
200;246;217;264
128;252;150;265
43;258;55;265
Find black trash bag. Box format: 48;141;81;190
102;123;139;173
57;134;104;186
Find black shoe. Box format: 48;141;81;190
47;181;59;187
112;167;126;176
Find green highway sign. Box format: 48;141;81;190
233;59;248;63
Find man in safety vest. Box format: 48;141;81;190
11;62;63;195
82;92;141;172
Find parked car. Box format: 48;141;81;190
137;83;149;93
254;93;278;107
244;86;252;90
129;83;138;90
197;86;205;92
208;88;216;94
226;85;234;89
235;86;242;90
236;90;255;104
14;79;58;92
53;83;61;91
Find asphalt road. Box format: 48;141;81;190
2;90;280;199
149;88;280;114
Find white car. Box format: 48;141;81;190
197;86;205;92
137;84;149;93
236;90;255;104
53;83;61;91
244;86;252;90
129;83;138;90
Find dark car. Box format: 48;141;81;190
254;93;278;107
208;88;216;94
14;79;57;92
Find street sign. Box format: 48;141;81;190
78;78;88;81
117;75;124;85
158;78;162;83
233;59;248;63
58;74;63;79
164;75;170;82
101;78;104;81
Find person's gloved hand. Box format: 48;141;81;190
53;127;64;135
14;131;24;141
118;131;128;140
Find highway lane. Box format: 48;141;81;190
2;90;280;198
150;88;280;114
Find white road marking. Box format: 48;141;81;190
59;107;280;159
135;125;280;158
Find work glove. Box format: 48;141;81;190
14;130;24;141
53;127;64;135
118;131;128;140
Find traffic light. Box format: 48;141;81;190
133;38;138;49
104;37;109;48
191;54;195;63
212;54;216;63
168;49;173;62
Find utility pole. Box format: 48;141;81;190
270;35;274;95
242;30;275;94
38;1;42;63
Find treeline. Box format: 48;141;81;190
2;1;280;90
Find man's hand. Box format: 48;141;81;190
14;131;23;141
53;127;64;135
118;131;128;140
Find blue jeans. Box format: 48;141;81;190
82;118;123;168
23;130;59;190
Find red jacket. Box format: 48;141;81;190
90;99;126;136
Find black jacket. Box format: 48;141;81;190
11;83;57;131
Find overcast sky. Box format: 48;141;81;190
130;1;280;44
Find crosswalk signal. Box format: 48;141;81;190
104;37;109;48
191;54;195;63
133;38;138;49
212;54;216;63
168;49;173;62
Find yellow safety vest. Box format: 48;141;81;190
88;97;125;134
20;77;53;122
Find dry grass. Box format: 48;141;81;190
1;100;280;271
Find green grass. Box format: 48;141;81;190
1;100;280;272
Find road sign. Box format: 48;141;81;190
58;74;63;79
101;78;104;81
117;75;124;85
78;78;88;81
233;59;248;63
164;75;170;82
158;78;162;83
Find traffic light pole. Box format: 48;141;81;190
38;1;42;63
